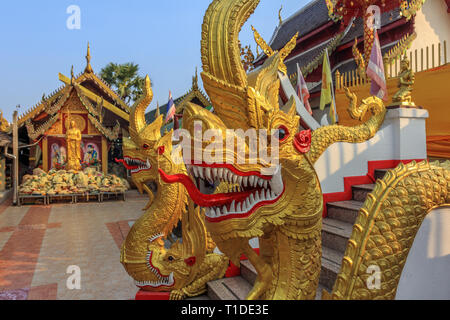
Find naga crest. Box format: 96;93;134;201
121;76;181;194
120;77;227;297
160;0;322;264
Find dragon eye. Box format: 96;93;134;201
275;125;289;141
143;144;150;150
168;256;174;261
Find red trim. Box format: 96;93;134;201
159;169;256;208
135;248;260;299
446;0;450;13
135;291;170;300
322;159;424;218
225;248;260;278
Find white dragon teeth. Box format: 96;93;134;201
258;179;264;187
269;165;283;196
192;166;199;177
230;200;235;212
198;167;204;179
205;167;212;182
190;164;284;218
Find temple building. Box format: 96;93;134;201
253;0;450;111
145;70;212;129
17;45;130;175
253;0;450;158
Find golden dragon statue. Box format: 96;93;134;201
157;0;394;300
119;76;228;300
324;159;450;299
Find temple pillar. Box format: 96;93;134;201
42;137;48;172
102;137;108;174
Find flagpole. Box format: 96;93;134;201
326;48;339;124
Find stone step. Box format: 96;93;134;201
240;259;257;285
322;218;353;253
352;184;375;202
207;276;253;300
209;260;331;300
327;200;363;224
374;168;390;180
186;295;211;300
319;246;344;291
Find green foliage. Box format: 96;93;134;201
100;62;147;104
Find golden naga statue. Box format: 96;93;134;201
391;54;416;106
159;0;393;300
119;77;228;300
324;160;450;299
66;119;82;171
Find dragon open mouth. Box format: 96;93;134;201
134;234;175;289
116;156;151;174
159;163;284;222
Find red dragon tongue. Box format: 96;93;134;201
158;169;251;207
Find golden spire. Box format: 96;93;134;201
85;42;93;73
71;65;74;85
278;5;283;26
155;101;160;119
192;67;199;90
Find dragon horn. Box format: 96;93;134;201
129;75;153;143
201;0;260;88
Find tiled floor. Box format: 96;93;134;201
0;191;147;300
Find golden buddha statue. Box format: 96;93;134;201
391;54;416;106
66;120;82;171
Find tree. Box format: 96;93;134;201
100;62;146;104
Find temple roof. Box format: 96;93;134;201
255;1;405;76
268;0;331;52
145;71;211;124
18;44;130;128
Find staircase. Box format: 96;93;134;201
203;168;391;300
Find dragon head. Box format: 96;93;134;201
159;0;322;264
120;76;194;291
119;76;185;194
128;236;198;291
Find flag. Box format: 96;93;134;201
366;31;388;101
320;49;338;124
296;63;313;115
165;91;176;123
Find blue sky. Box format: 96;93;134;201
0;0;308;121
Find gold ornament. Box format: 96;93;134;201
120;76;228;300
251;25;298;75
390;54;416;106
66;119;82;171
324;160;450;299
164;0;388;300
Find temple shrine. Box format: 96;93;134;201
17;44;130;175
